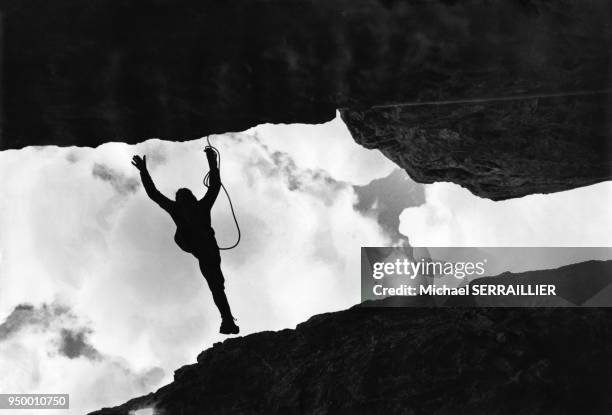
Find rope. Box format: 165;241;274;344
203;136;241;250
199;88;610;251
339;88;612;111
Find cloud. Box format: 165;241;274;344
3;112;611;414
353;169;425;245
4;112;612;415
58;328;101;360
0;303;102;361
245;140;347;204
0;303;164;413
141;143;168;167
66;152;79;163
0;115;396;413
399;181;612;247
0;303;72;341
246;112;396;185
92;163;140;195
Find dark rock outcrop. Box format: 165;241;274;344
0;0;610;199
341;92;612;200
91;260;612;415
450;259;612;306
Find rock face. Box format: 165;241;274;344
0;0;610;199
452;260;612;306
342;92;612;200
91;261;612;415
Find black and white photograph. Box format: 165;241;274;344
0;1;611;414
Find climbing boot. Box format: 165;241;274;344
220;318;239;335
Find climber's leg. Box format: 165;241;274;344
198;254;239;334
209;279;233;322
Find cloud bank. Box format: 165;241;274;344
1;113;610;414
0;116;397;413
399;181;612;246
0;303;164;413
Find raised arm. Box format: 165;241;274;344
200;148;221;209
131;155;174;213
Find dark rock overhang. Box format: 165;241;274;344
88;261;612;415
0;0;610;199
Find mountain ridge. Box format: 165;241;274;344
90;259;612;415
1;0;610;200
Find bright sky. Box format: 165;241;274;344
0;113;610;413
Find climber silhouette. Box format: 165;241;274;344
131;149;239;335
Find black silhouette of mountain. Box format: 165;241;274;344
1;0;610;199
454;259;612;307
91;260;612;415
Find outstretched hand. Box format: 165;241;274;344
131;155;147;172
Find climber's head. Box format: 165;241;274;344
175;188;197;206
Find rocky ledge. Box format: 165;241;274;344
91;260;612;415
0;0;610;200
